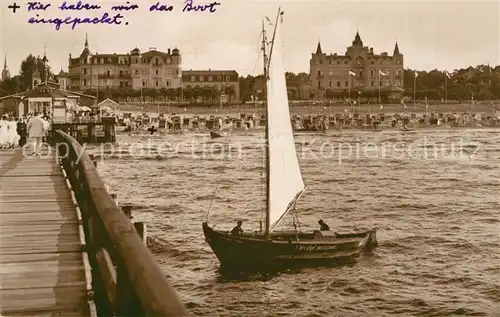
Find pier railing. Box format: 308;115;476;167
53;130;189;317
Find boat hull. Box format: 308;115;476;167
202;222;377;270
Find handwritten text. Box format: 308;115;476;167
149;2;173;12
111;2;139;11
28;12;124;30
58;1;101;11
27;2;51;11
183;0;221;13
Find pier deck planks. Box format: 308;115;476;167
0;150;91;317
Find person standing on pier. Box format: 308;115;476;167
17;117;28;147
27;112;46;156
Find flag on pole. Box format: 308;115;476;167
265;16;272;25
348;70;356;76
379;70;387;76
414;71;419;78
445;71;451;79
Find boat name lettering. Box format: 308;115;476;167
297;245;336;252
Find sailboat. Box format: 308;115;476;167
202;9;378;270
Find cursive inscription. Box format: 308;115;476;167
28;12;124;30
58;1;101;10
296;245;337;252
27;2;51;11
183;0;221;13
111;2;139;11
149;2;173;11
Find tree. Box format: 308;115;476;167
19;54;53;91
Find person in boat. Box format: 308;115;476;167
231;221;244;236
318;219;330;231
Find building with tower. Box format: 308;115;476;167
66;35;182;92
2;55;10;81
310;32;404;101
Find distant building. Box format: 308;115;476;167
1;55;10;81
66;35;182;92
182;70;240;103
310;32;404;100
0;82;97;117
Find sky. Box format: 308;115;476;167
1;0;499;77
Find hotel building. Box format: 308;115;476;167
310;32;404;99
64;36;182;91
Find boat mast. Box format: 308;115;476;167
261;19;271;237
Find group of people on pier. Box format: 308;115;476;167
0;113;50;155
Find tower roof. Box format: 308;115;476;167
393;42;400;55
2;55;10;80
352;31;363;46
315;41;323;54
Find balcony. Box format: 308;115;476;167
118;73;132;78
98;74;115;79
317;75;324;79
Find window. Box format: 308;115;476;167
155;69;159;75
226;76;231;81
217;76;222;81
100;58;104;64
107;70;110;76
328;70;333;76
317;70;321;76
83;79;87;86
135;70;139;75
155;58;159;65
396;60;401;65
156;80;159;86
334;68;340;76
200;76;204;81
329;81;332;87
191;76;195;82
360;71;363;78
120;81;123;87
337;60;340;64
176;69;179;75
82;68;87;75
329;60;332;64
370;60;375;64
319;60;323;64
167;80;171;87
396;80;401;87
345;81;348;87
125;81;128;86
142;80;147;86
208;76;213;81
371;70;374;76
344;60;348;64
379;81;382;87
371;81;374;87
337;81;340;87
120;70;123;76
317;81;321;88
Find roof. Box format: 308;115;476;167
66;90;97;100
58;69;68;76
183;70;239;76
98;98;120;107
0;92;24;101
24;87;69;98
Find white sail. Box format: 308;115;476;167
266;13;305;232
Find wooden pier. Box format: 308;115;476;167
0;150;94;316
0;131;189;316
